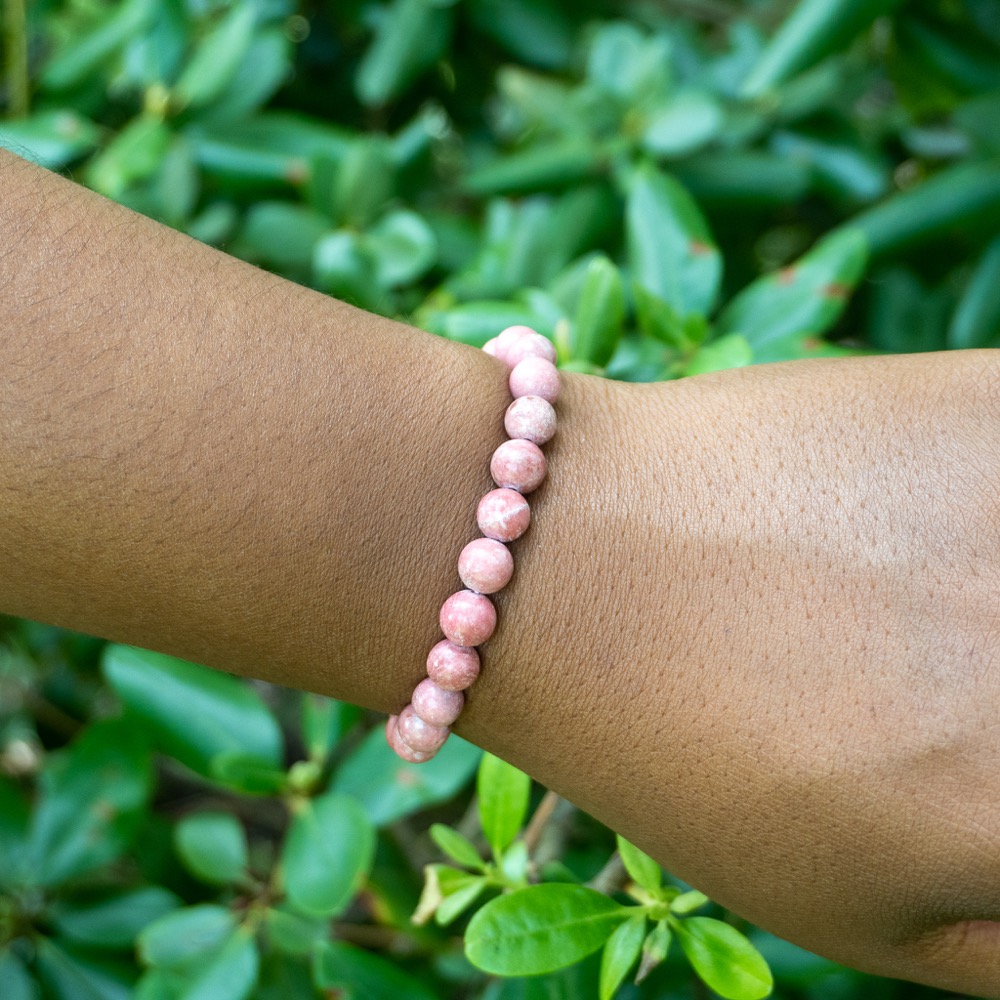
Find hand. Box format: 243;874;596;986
463;351;1000;996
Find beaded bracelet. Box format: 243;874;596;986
385;325;560;763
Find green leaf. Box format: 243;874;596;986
237;202;331;272
102;645;282;777
0;112;101;170
851;159;1000;259
85;115;172;200
332;138;395;229
355;0;452;108
34;939;133;1000
301;695;359;762
312;941;438;1000
281;792;374;917
174;3;257;109
264;906;329;957
616;835;661;894
741;0;904;97
478;753;531;859
674;917;774;1000
642;92;724;159
437;876;489;925
40;0;154;91
636;918;671;982
430;823;486;870
716;228;868;362
464;142;605;197
684;333;753;377
674;151;812;207
0;777;30;886
28;718;152;886
627;166;721;320
571;255;625;367
365;210;437;288
50;888;180;948
671;889;710;915
312;231;382;312
333;727;480;826
175;812;248;886
176;929;259;1000
599;913;646;1000
949;234;1000;348
208;752;288;796
413;863;485;925
466;884;630;975
0;948;38;1000
138;905;235;968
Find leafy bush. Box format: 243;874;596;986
2;0;998;997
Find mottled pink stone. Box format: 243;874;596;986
482;336;501;357
440;589;497;646
412;677;465;726
504;395;557;445
504;332;557;368
386;715;435;763
397;704;450;753
494;325;537;363
458;536;514;594
426;639;480;691
510;357;561;402
491;438;547;493
477;488;531;542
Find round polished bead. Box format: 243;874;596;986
426;639;480;691
491;438;547;493
386;715;435;763
510;357;560;402
504;395;557;445
440;590;497;646
458;537;514;594
505;332;557;368
482;336;501;357
412;677;465;727
477;488;531;542
494;325;536;363
397;704;450;753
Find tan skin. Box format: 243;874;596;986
2;148;999;995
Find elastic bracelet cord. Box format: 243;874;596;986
386;326;561;762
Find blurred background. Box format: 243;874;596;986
1;0;999;997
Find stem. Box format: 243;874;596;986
3;0;29;118
522;789;561;855
587;853;628;895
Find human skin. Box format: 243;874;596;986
2;148;999;995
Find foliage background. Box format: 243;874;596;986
2;0;999;997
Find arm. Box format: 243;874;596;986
3;149;1000;995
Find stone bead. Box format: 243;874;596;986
440;589;497;646
494;325;536;363
510;357;560;402
505;332;557;368
412;677;465;727
458;537;514;594
504;395;557;445
426;639;480;691
491;438;547;494
397;704;450;753
482;337;501;357
477;488;531;543
386;715;435;763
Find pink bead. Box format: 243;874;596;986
482;337;501;357
412;677;465;726
477;488;531;542
440;590;497;646
458;537;514;594
494;325;536;363
397;704;450;753
504;395;557;445
386;715;435;763
505;332;557;368
491;439;547;493
426;640;480;691
510;357;560;402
